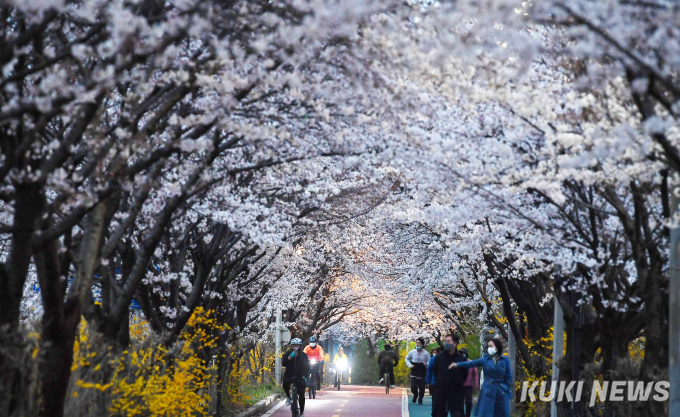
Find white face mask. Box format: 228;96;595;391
310;343;317;347
488;347;497;356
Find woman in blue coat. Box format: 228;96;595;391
449;338;512;417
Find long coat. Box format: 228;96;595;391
457;354;512;417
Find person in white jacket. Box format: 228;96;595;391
405;338;431;404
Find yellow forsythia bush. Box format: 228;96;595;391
69;308;224;416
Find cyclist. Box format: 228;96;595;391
332;346;348;387
303;336;325;390
282;338;309;417
378;343;398;388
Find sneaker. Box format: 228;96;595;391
379;378;385;384
391;385;396;389
412;396;417;403
418;400;423;405
285;398;291;405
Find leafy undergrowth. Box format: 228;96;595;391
221;381;279;416
241;381;280;407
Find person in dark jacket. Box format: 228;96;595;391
459;348;479;417
426;347;439;417
433;334;467;417
378;343;399;388
282;338;310;417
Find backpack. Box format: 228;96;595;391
380;351;395;366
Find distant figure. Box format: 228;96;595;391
405;337;431;404
459;348;479;417
449;338;512;417
426;347;439;417
378;342;399;389
333;346;348;387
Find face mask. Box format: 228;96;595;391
293;346;299;351
488;347;497;356
444;343;454;351
310;343;316;347
416;346;422;351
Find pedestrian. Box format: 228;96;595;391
425;347;439;417
433;334;467;417
405;337;431;404
449;338;512;417
459;348;479;417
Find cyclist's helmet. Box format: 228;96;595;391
309;336;317;342
338;346;344;351
291;338;302;345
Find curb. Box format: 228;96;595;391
402;388;409;417
235;393;283;417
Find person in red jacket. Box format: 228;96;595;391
303;336;325;390
459;348;479;417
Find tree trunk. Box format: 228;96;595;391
36;202;108;417
38;302;80;417
1;183;42;327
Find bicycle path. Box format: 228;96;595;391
263;384;404;417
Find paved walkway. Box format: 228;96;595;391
264;385;403;417
406;391;434;417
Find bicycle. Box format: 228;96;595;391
335;369;342;391
308;359;317;399
290;383;300;417
384;369;390;394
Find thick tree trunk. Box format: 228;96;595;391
1;183;42;327
36;202;108;417
636;267;668;416
38;302;80;417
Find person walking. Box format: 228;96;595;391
405;338;431;404
378;343;399;388
425;347;439;417
449;338;512;417
433;334;467;417
459;348;479;417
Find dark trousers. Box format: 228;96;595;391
379;365;395;385
283;380;306;413
430;387;437;417
434;386;465;417
310;363;322;389
463;386;473;417
411;377;426;402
